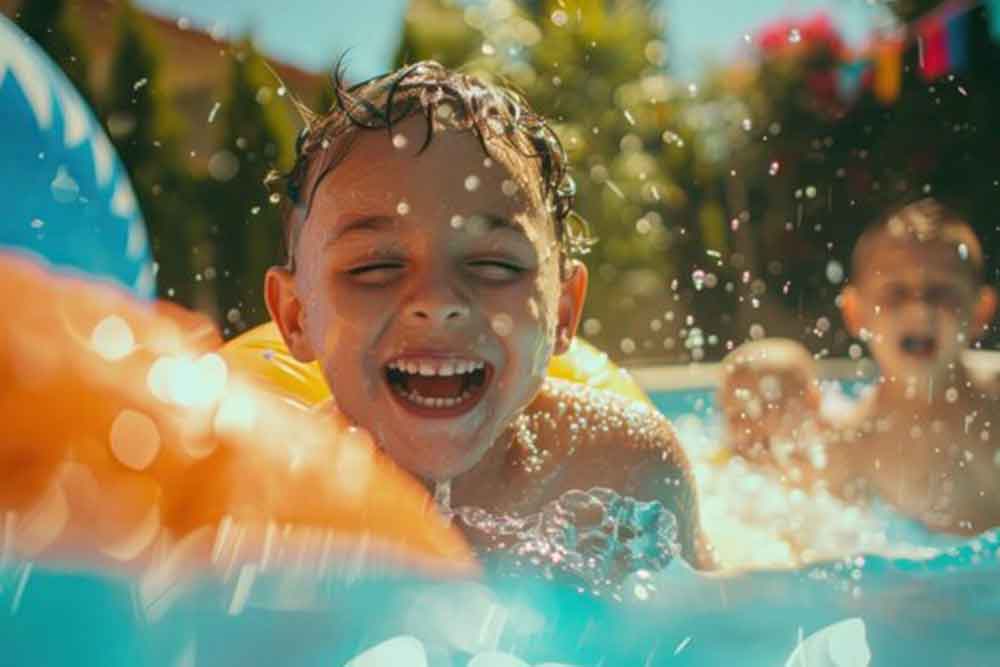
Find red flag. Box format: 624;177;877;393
918;13;949;80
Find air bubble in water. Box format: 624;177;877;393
768;161;780;176
396;200;410;216
268;192;281;204
788;28;801;43
464;175;480;191
392;134;408;149
945;387;959;403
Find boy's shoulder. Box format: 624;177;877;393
518;377;688;477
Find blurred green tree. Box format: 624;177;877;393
104;0;207;307
207;40;296;336
15;0;94;105
396;0;709;361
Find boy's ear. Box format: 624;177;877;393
554;260;588;355
974;285;998;334
839;285;865;338
264;267;316;362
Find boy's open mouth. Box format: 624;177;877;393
384;356;492;417
899;334;938;359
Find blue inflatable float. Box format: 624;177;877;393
0;14;153;297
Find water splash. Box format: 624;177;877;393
455;487;679;593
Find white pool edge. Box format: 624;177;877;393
629;349;1000;392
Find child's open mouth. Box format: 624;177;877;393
899;334;938;359
384;356;492;417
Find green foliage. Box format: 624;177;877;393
15;0;94;104
104;1;205;307
206;41;296;335
397;0;707;359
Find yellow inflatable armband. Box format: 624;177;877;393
220;321;649;409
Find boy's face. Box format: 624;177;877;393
267;116;586;481
843;239;992;383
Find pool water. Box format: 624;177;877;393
2;384;998;666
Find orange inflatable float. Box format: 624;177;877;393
0;254;474;575
220;321;650;410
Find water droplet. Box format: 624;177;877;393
250;206;261;215
687;82;698;96
50;166;79;203
226;308;241;324
110;409;160;471
826;260;844;284
464;175;480;191
788;28;801;44
945;387;959;403
30;218;44;229
392;133;408;149
491;313;513;337
396;200;411;216
550;9;568;26
276;86;286;97
768;161;780;176
749;323;766;340
849;343;863;360
805;185;817;199
741;118;753;132
501;179;519;197
91;315;136;362
450;214;464;229
958;243;969;261
132;77;149;91
269;192;281;205
208;150;239;182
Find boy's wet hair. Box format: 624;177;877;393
850;197;985;283
270;60;592;272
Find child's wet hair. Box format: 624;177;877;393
269;60;592;272
850;197;985;284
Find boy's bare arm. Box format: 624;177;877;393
618;411;716;570
539;382;714;570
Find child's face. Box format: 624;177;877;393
267;116;586;481
844;240;986;382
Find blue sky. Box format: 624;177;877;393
136;0;894;81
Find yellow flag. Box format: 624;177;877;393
874;38;903;104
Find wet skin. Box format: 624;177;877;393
266;116;711;568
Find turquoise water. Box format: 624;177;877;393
2;385;999;666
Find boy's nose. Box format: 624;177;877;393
403;295;470;326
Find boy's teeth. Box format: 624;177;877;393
389;358;483;377
397;388;473;408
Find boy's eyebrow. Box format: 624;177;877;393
324;213;530;246
324;216;396;246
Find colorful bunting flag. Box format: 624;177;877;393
987;0;1000;41
836;59;871;103
946;5;970;71
918;12;950;80
874;37;903;104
